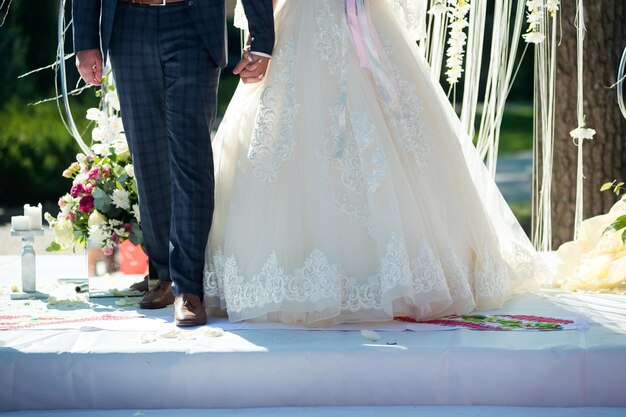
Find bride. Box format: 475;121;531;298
203;0;545;325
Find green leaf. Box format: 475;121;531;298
46;241;61;252
116;174;128;186
603;215;626;235
92;187;111;213
129;223;143;246
600;182;614;192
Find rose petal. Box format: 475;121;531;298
360;330;382;341
204;327;225;337
137;332;156;344
158;326;180;339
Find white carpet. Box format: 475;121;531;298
1;255;625;412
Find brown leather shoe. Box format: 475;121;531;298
174;293;207;327
130;275;149;293
139;280;174;309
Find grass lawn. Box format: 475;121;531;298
476;103;534;155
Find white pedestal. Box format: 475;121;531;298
10;229;47;300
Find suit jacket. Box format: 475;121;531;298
72;0;275;67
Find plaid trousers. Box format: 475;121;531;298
109;3;220;297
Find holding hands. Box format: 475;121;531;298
233;49;270;84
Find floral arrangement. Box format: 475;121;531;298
45;72;142;255
444;0;471;87
523;0;560;44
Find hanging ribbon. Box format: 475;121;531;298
57;0;92;155
571;0;595;240
345;0;398;105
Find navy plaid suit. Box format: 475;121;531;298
72;0;274;297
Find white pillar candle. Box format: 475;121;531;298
11;216;31;231
24;204;43;230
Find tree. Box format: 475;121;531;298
552;0;626;247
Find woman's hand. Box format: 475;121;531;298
233;50;270;84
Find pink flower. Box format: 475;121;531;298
102;165;112;177
85;184;94;194
111;232;120;244
66;212;77;221
78;195;94;213
70;183;87;198
88;167;101;181
123;223;132;233
58;197;67;209
102;247;114;256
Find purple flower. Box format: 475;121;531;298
78;195;94;213
102;247;114;256
70;183;87;198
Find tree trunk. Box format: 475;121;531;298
552;0;626;248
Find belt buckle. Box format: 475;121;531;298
149;0;167;6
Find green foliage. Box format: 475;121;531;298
600;180;626;244
0;0;59;103
0;100;92;206
475;104;534;154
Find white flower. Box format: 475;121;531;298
88;210;108;228
132;204;141;223
105;90;121;111
91;126;107;143
523;32;545;44
444;0;471;86
73;173;88;185
91;143;109;156
546;0;560;14
125;164;135;178
570;126;596;141
52;218;75;247
428;3;447;15
76;153;87;165
86;108;102;122
526;12;543;25
527;0;543;10
89;224;109;246
112;189;131;210
108;115;124;135
113;140;131;160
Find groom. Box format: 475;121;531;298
73;0;274;326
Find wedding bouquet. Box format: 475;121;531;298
46;74;142;255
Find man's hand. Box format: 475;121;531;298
76;49;103;86
233;51;270;84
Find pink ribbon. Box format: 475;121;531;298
345;0;398;104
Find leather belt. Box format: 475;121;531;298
120;0;185;6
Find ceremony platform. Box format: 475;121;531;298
1;255;625;415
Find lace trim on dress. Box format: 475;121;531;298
203;235;497;317
248;38;299;184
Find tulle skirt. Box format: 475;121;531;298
203;0;544;325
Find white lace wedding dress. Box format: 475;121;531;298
203;0;545;325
